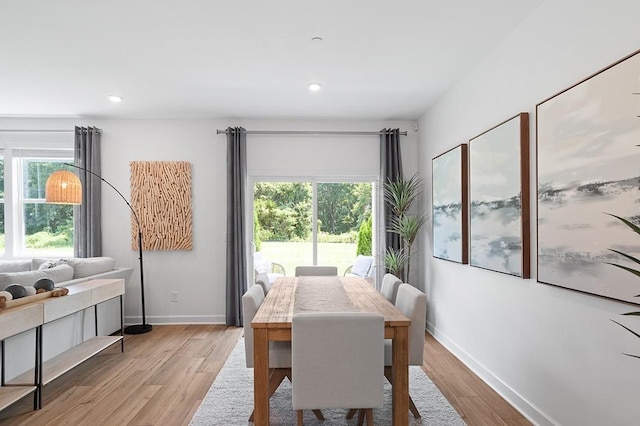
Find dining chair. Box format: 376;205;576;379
242;285;292;422
384;283;427;418
255;272;271;295
292;312;384;425
294;265;338;276
380;273;402;304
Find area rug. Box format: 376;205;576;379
190;338;466;425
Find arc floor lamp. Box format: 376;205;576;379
46;164;152;335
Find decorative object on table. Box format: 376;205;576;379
129;161;192;251
537;48;640;304
432;145;468;264
469;113;530;277
0;286;69;311
45;164;152;334
383;172;428;282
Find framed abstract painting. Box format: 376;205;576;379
432;144;468;264
469;113;530;277
537;49;640;304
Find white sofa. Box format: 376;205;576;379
0;257;133;380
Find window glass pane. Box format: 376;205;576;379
254;182;312;277
20;157;74;256
317;182;372;274
22;203;74;256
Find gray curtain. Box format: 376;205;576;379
380;128;403;258
226;127;248;326
74;126;102;258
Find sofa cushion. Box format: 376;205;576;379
0;260;32;273
45;264;75;283
66;257;116;279
0;264;76;290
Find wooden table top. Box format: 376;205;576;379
252;276;410;329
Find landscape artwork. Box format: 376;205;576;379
469;113;530;277
537;49;640;304
432;144;468;263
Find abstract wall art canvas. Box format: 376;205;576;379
537;49;640;304
469;113;530;277
432;144;468;263
130;161;193;251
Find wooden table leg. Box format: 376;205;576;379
254;328;270;425
392;326;409;426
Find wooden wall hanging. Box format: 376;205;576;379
130;161;193;251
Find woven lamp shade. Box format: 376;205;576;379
45;170;82;205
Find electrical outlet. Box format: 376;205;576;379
170;291;179;302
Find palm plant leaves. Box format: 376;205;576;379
606;212;640;356
384;173;422;216
389;213;428;246
382;247;409;280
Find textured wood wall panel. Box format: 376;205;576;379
130;161;192;251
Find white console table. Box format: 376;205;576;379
0;278;124;412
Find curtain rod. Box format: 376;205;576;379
216;129;407;136
0;129;102;134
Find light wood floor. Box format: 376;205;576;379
0;325;530;425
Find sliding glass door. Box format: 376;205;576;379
252;179;373;278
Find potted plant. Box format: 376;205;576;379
383;173;427;282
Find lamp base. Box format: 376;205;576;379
124;324;153;335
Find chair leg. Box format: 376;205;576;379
312;409;325;420
365;408;374;425
249;368;291;421
297;410;304;426
346;408;358;419
384;366;421;418
357;409;365;426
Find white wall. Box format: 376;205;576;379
0;117;417;326
418;1;640;425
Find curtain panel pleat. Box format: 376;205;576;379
74;126;102;258
226;127;248;326
380;128;403;263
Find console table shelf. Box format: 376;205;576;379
0;278;124;413
0;386;38;411
7;336;122;387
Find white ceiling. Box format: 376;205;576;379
0;1;543;120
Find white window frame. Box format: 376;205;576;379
1;139;74;259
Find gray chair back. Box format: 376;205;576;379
386;283;427;366
292;312;384;410
255;273;271;295
294;266;338;276
242;284;291;368
380;273;402;303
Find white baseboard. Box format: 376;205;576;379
125;315;227;325
427;321;559;426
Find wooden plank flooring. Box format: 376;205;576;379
0;325;530;425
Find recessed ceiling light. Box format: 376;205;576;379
311;36;323;43
108;95;123;103
308;83;321;92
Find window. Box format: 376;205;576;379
252;180;374;276
1;146;75;258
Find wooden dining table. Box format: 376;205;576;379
251;275;411;425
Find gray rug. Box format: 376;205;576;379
190;338;466;425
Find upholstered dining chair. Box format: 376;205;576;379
294;265;338;276
384;283;426;418
292;312;384;425
255;272;271;295
380;273;402;304
242;285;291;422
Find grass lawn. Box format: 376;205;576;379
259;241;359;277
